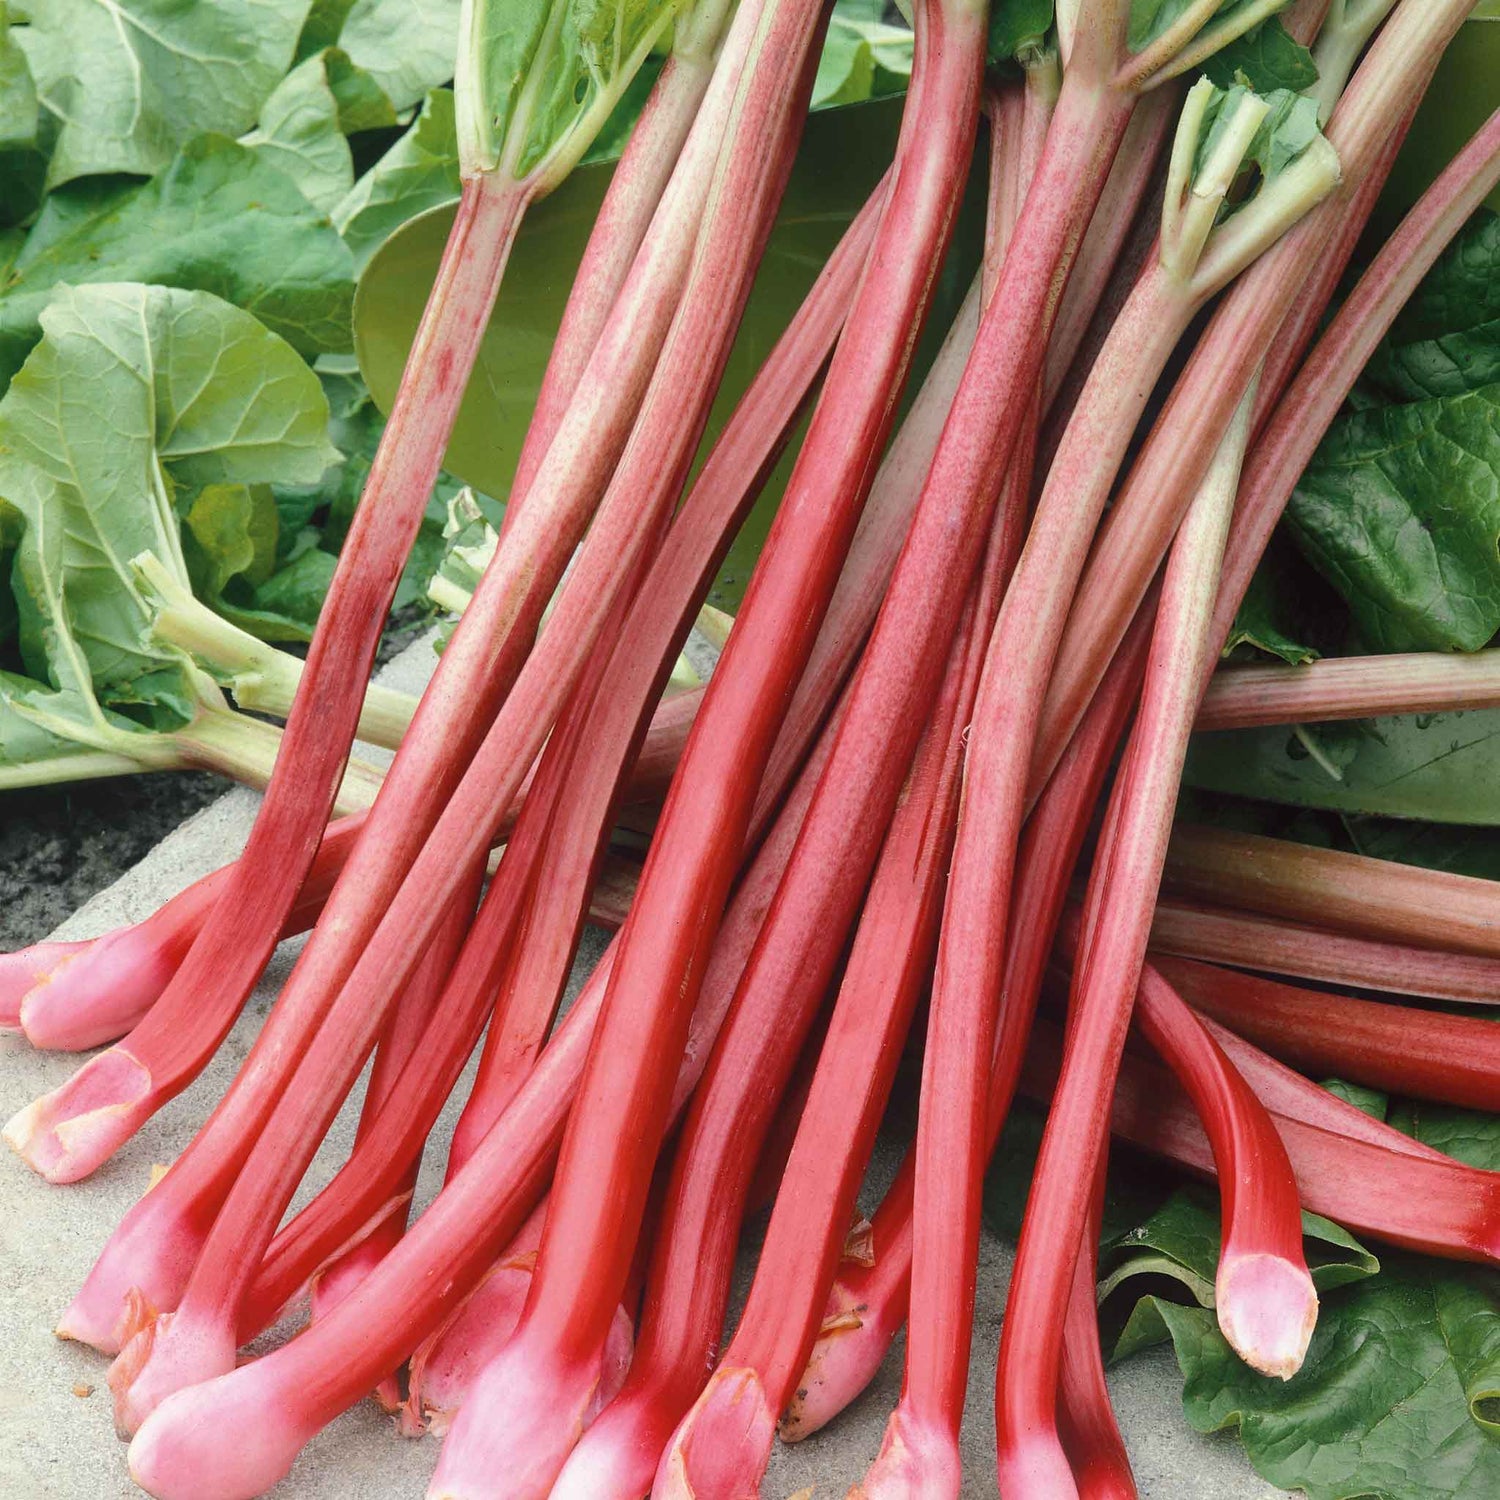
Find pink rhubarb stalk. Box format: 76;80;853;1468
430;0;990;1489
1034;0;1481;785
1164;824;1500;960
1149;902;1500;1007
1157;956;1500;1113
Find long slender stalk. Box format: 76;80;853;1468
8;0;762;1194
994;388;1256;1496
7;691;685;1056
1198;649;1500;729
126;669;846;1500
1150;901;1500;1006
1160;956;1500;1112
1164;825;1500;960
106;3;847;1432
1034;0;1480;783
442;177;883;1179
1125;948;1318;1378
425;8;989;1494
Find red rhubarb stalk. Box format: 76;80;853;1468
1034;0;1481;784
1118;942;1318;1378
4;0;723;1187
125;673;847;1500
1149;902;1500;1007
644;132;1039;1497
429;0;989;1488
883;46;1336;1491
9;693;692;1055
1158;956;1500;1114
1164;824;1500;960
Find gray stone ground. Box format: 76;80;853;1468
0;637;1287;1497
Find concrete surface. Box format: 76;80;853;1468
1;634;1289;1497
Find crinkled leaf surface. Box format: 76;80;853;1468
0;284;334;725
335;89;461;272
0;135;355;394
814;0;913;109
1149;1257;1500;1500
242;50;359;212
336;0;460;113
1201;15;1316;92
1363;209;1500;404
16;0;311;187
1286;387;1500;654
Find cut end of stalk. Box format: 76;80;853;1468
779;1289;886;1443
652;1367;776;1499
1216;1253;1319;1380
851;1403;961;1500
0;940;90;1030
20;929;175;1051
3;1046;153;1182
994;1429;1084;1499
128;1372;306;1500
108;1308;237;1439
405;1262;534;1434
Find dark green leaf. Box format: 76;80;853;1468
335;89;462;272
1128;0;1286;57
1287;386;1500;654
1223;538;1328;665
297;0;361;60
1363;209;1500;403
1151;1256;1500;1500
1319;1080;1389;1123
237;546;339;638
1199;16;1317;92
1388;1102;1500;1174
0;135;356;394
0;7;47;227
1185;710;1500;825
17;0;311;186
324;48;399;135
988;0;1054;66
336;0;461;114
1346;817;1500;883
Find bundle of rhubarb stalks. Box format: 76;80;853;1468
6;0;1500;1496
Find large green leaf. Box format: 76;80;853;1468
242;49;378;213
335;89;462;272
1185;710;1500;825
1200;15;1317;92
988;0;1054;66
335;0;461;114
1150;1257;1500;1500
354;96;984;608
1287;386;1500;654
16;0;311;187
1362;209;1500;404
0;135;355;394
0;5;47;227
0;284;335;726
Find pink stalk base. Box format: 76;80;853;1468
0;941;88;1035
853;1405;963;1499
652;1370;777;1500
1214;1254;1318;1383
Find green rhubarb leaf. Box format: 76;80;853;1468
296;0;360;60
457;0;683;182
1320;1079;1389;1123
1388;1102;1500;1174
1286;386;1500;654
0;135;356;394
1128;0;1291;58
0;284;335;722
1346;817;1500;883
1195;83;1323;184
182;483;281;599
1150;1256;1500;1500
335;0;461;114
988;0;1054;66
1223;542;1325;665
241;45;396;202
814;0;914;109
17;0;311;187
0;5;47;228
1200;15;1317;93
1184;710;1500;825
335;89;463;272
1362;209;1500;404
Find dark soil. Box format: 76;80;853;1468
0;773;222;949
